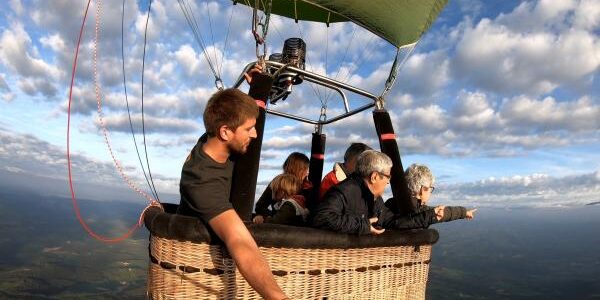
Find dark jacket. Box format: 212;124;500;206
265;196;308;226
254;180;312;218
312;174;468;235
385;198;468;225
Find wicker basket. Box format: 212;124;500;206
145;205;438;299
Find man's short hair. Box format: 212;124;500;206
203;88;259;137
344;142;372;163
355;150;392;178
405;164;435;196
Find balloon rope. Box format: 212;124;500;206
67;0;154;243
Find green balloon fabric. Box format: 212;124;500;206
235;0;448;48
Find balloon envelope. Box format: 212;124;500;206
235;0;448;48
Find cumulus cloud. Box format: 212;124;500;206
0;126;178;200
452;0;600;96
396;50;450;98
437;170;600;208
451;90;501;130
500;95;600;132
0;73;15;102
9;0;24;16
94;114;200;134
0;22;62;97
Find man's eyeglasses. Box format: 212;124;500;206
378;172;391;180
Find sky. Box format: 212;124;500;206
0;0;599;210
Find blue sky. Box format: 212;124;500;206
0;0;599;209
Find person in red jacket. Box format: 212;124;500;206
319;143;371;200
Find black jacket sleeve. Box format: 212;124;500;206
377;201;438;230
439;206;467;223
312;191;371;235
254;184;274;217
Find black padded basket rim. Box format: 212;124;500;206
144;203;439;249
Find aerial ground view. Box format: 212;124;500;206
1;0;599;299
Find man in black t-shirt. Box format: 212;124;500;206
177;65;287;300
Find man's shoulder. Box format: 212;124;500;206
331;176;361;195
185;141;232;170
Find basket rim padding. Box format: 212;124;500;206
144;203;439;249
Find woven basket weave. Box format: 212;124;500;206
147;236;432;299
144;204;436;299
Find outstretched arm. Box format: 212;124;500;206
437;206;469;222
209;209;286;300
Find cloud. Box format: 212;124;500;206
17;77;58;97
0;22;62;97
0;73;15;102
452;0;600;96
0;74;9;92
451;90;501;130
9;0;24;16
94;114;200;134
500;95;600;132
437;170;600;208
395;50;450;98
0;126;179;200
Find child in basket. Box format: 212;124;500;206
260;173;309;226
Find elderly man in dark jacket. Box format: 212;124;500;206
312;150;475;235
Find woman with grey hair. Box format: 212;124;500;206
396;164;476;224
312;151;476;235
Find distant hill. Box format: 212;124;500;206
586;201;600;206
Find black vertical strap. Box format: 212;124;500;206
308;132;326;212
229;99;267;221
373;109;416;214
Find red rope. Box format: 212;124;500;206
93;0;156;203
67;0;156;243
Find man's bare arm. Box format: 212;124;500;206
209;209;287;300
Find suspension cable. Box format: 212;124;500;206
324;24;358;104
204;0;219;76
295;21;324;105
219;2;236;78
380;43;418;100
140;0;161;201
67;0;156;244
178;0;222;89
121;0;156;201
